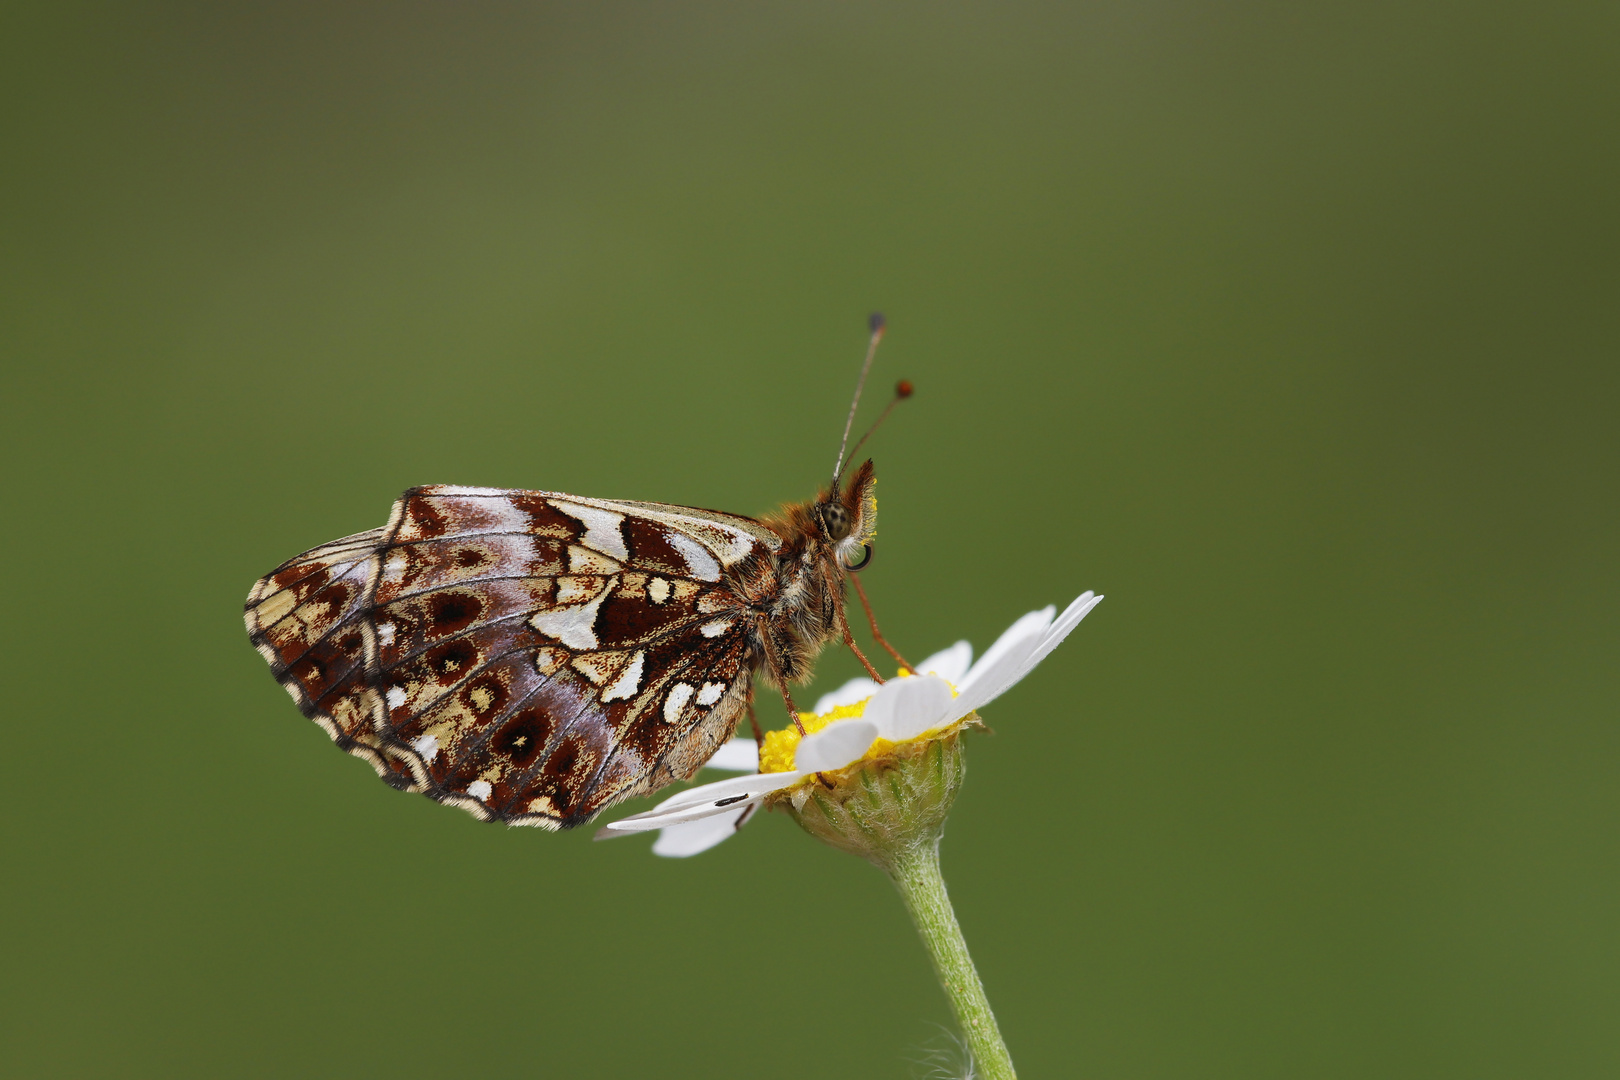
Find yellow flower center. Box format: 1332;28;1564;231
759;668;958;774
758;699;865;773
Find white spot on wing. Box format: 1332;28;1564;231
386;686;407;710
467;780;492;801
376;622;396;647
667;533;721;581
700;618;733;638
696;682;726;707
411;733;440;762
647;576;671;604
664;683;695;723
602;650;646;703
551;500;629;561
529;583;611;649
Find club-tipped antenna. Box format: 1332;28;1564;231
832;312;887;486
846;379;913;464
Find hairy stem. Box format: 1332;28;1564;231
888;841;1016;1080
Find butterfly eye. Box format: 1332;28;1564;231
842;543;873;572
821;503;851;541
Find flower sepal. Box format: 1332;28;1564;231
771;717;975;871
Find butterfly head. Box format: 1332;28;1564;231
819;458;877;571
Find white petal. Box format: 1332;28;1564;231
646;770;804;814
607;770;805;828
813;676;880;716
955;593;1101;716
598;798;761;834
863;674;958;742
957;606;1055;701
795;719;879;772
1022;592;1103;674
953;618;1051;717
651;806;749;857
915;640;973;685
703;738;759;772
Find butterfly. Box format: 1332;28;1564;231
244;316;910;829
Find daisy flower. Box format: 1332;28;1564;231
598;590;1103;855
601;588;1103;1080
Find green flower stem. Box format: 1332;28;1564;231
779;730;1012;1075
889;840;1017;1080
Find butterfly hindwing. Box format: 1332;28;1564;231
246;486;769;828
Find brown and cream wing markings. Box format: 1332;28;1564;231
244;485;771;829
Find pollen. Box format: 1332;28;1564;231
758;699;868;773
758;668;961;774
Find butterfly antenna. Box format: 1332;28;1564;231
832;312;887;486
846;378;913;463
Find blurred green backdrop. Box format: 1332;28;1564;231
3;2;1617;1077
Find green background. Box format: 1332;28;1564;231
4;3;1616;1077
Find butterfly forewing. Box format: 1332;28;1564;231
245;485;771;828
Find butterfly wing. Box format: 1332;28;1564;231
245;485;781;828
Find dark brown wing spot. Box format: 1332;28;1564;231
493;711;549;767
621;518;696;578
548;742;578;778
508;495;581;539
427;591;484;634
285;626;369;705
405;494;450;538
429;639;479;682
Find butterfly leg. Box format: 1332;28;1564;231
851;574;914;674
754;612;816;738
764;675;831;784
755;622;809;736
756;624;840;787
840;618;888;683
774;680;806;736
833;584;888;682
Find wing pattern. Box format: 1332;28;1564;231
245;485;782;828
